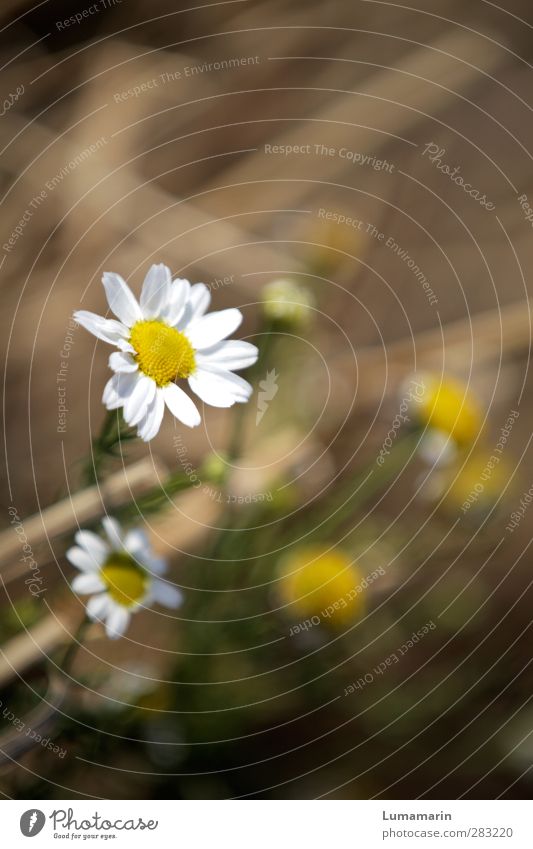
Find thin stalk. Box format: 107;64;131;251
227;322;276;462
82;409;137;486
57;615;92;683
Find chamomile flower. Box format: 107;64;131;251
278;546;366;628
67;517;182;639
406;373;482;465
429;450;515;517
74;264;258;441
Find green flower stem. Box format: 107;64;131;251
226;320;276;463
197;324;277;589
82;409;137;486
285;429;422;545
115;470;195;522
57;615;91;682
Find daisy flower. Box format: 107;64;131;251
67;517;182;639
74;264;258;440
426;449;515;517
278;546;366;629
405;373;482;466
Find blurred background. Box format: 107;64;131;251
1;0;533;799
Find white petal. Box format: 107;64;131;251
102;516;124;549
74;310;128;346
71;572;106;594
142;555;167;576
74;530;109;561
102;376;122;410
152;579;183;609
124;530;166;573
124;528;151;557
196;340;258;371
66;545;101;573
123;375;156;426
102;372;139;411
189;368;252;408
102;272;142;326
187;283;211;320
116;339;136;354
140;264;172;318
185;308;243;349
163;278;191;325
109;351;138;373
86;593;111;622
163;383;201;427
419;429;458;467
105;604;131;639
136;390;165;441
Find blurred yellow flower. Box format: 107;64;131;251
278;546;367;628
413;374;482;452
305;214;365;275
438;450;515;515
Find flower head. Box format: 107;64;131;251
261;278;314;328
74;265;258;440
67;517;182;639
278;546;366;628
430;450;515;516
406;373;482;465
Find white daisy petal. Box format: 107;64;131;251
152;579;183;609
73;311;128;346
102;376;123;410
123;375;156;427
185;308;243;349
74;530;109;561
102;272;142;326
102;371;140;412
105;604;131;639
142;555;167;576
66;546;101;573
196;340;259;371
188;375;233;407
86;593;111;622
204;367;253;399
140;263;172;318
102;516;124;549
189;368;252;408
109;351;138;373
124;528;151;558
116;339;136;354
187;283;211;321
136;390;165;441
71;572;106;595
163;383;201;427
164;278;191;325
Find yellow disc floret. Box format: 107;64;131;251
278;546;366;628
441;451;515;515
416;374;482;447
100;552;148;607
129;320;196;387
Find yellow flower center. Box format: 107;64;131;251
129;320;196;387
279;546;366;628
100;552;148;607
418;377;481;446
